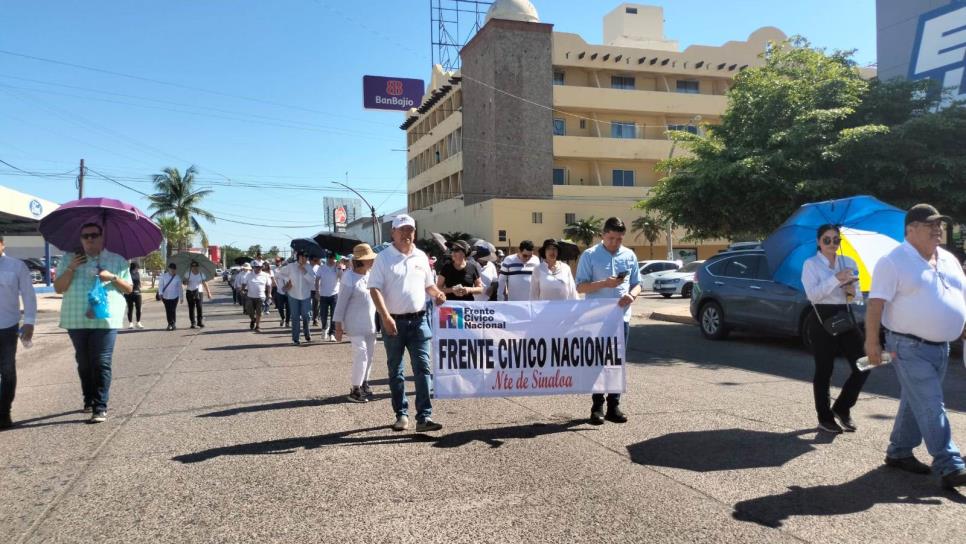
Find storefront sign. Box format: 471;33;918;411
363;75;424;111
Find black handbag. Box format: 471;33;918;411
812;303;858;336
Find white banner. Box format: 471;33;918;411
433;300;626;398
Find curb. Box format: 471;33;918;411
648;312;696;325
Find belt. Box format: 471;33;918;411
390;311;426;320
885;329;946;347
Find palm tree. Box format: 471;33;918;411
443;232;474;244
155;216;194;259
632;216;665;259
148;166;215;251
564;216;603;248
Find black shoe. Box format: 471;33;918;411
818;419;844;434
190;324;196;329
171;324;177;330
941;468;966;489
280;319;285;326
198;323;205;328
589;407;605;425
833;410;857;432
166;324;174;331
305;335;312;342
250;321;255;330
0;413;12;430
885;455;932;475
605;406;628;423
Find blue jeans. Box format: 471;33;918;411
592;321;630;408
885;331;965;476
288;296;312;343
0;326;18;414
68;329;118;412
383;313;433;422
318;294;337;334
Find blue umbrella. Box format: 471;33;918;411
762;196;905;291
290;238;324;259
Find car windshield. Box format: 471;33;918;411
680;261;702;273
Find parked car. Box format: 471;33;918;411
29;270;43;283
652;260;705;298
690;249;866;350
23;258;56;283
638;260;681;291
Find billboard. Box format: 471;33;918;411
908;1;966;105
363;75;425;111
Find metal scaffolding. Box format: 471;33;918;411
430;0;492;72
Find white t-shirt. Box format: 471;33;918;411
234;270;251;290
186;271;207;291
316;263;342;297
368;244;434;315
869;242;966;342
474;260;498;302
245;272;271;300
530;261;578;301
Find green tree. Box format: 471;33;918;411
247;244;263;257
148;166;215;250
265;246;281;259
221;244;241;266
631;216;665;259
144;251;164;275
155;216;193;259
645;38;966;239
563;216;603;248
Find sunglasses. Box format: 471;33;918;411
80;232;102;240
821;236;841;246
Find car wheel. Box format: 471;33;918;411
699;301;729;340
661;293;672;299
681;283;693;299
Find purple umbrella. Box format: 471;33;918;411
39;197;163;259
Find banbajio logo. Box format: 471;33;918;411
386;80;404;97
439;307;464;329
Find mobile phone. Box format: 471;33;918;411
616;271;628;279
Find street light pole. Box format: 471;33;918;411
332;181;380;245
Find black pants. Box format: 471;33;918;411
0;326;18;414
275;289;289;322
807;306;868;422
124;292;142;323
311;291;319;322
162;298;179;326
186;289;204;325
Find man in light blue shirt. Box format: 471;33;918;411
0;234;38;430
575;217;642;425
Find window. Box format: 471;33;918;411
626;7;638;14
667;124;699;135
532;212;543;224
553;168;566;186
611;75;635;90
612;170;634;187
579;119;586;129
611;121;636;139
553;71;565;86
723;255;760;279
676;80;700;94
565;213;576;224
498;230;507;242
553;118;566;136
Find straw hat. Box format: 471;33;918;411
352;243;378;261
242;263;252;270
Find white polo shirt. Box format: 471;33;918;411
368;243;434;315
869;241;966;342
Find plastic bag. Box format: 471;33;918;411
88;280;111;319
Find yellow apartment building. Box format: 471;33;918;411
403;1;787;261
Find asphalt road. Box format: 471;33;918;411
2;284;964;543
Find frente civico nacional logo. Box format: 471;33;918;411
439;307;506;329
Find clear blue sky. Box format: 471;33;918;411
0;0;876;250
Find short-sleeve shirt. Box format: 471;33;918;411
438;261;481;301
245;272;271;299
869;241;966;342
368;244;434;314
316;263;341;297
575;242;642;322
186;271;207;291
57;250;131;330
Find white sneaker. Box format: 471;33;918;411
128;322;134;329
326;334;335;342
136;322;144;329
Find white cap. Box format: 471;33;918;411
392;214;416;229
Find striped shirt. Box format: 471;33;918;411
497;254;540;301
56;250;131;330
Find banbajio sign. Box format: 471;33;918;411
362;75;424;111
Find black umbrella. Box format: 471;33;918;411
313;232;362;256
290;238;325;259
430;232;449;252
233;255;253;265
557;240;581;261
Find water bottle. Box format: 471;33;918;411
856;352;892;372
18;327;33;349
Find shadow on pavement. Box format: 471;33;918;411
432;420;588;448
6;410;89;430
203;343;299;351
197;394;393;417
732;466;966;528
628;428;835;472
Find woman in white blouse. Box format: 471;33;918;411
801;224;869;434
158;262;184;331
333;243;378;403
530;239;578;301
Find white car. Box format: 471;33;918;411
638;260;681;291
652;260;705;298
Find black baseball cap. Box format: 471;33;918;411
905;203;951;226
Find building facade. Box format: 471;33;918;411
403;1;786;260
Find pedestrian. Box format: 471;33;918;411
369;214;447;432
124;262;144;329
244;262;271;332
334;243;379;403
158;263;183;331
262;261;275;315
234;263;251;311
310;255;322;326
0;234;38;429
497;240;539;301
437;240;483;301
865;204;966;489
495;249;505;268
472;246;499;302
281;252;317;344
575;217;641;425
802;225;869;434
316;251;342;341
274;262;290;328
53;222;133;423
531;238;578;301
184;261;213;329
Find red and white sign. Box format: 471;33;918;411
334;206;348;225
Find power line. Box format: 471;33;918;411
0;159;76;177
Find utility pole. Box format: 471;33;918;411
77;158;85;199
332;180;380;246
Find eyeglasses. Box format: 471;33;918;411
916;221;945;230
821;236;841;246
80;232;102;240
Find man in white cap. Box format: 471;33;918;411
369;214;447;432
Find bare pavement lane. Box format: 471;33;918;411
2;286;965;543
